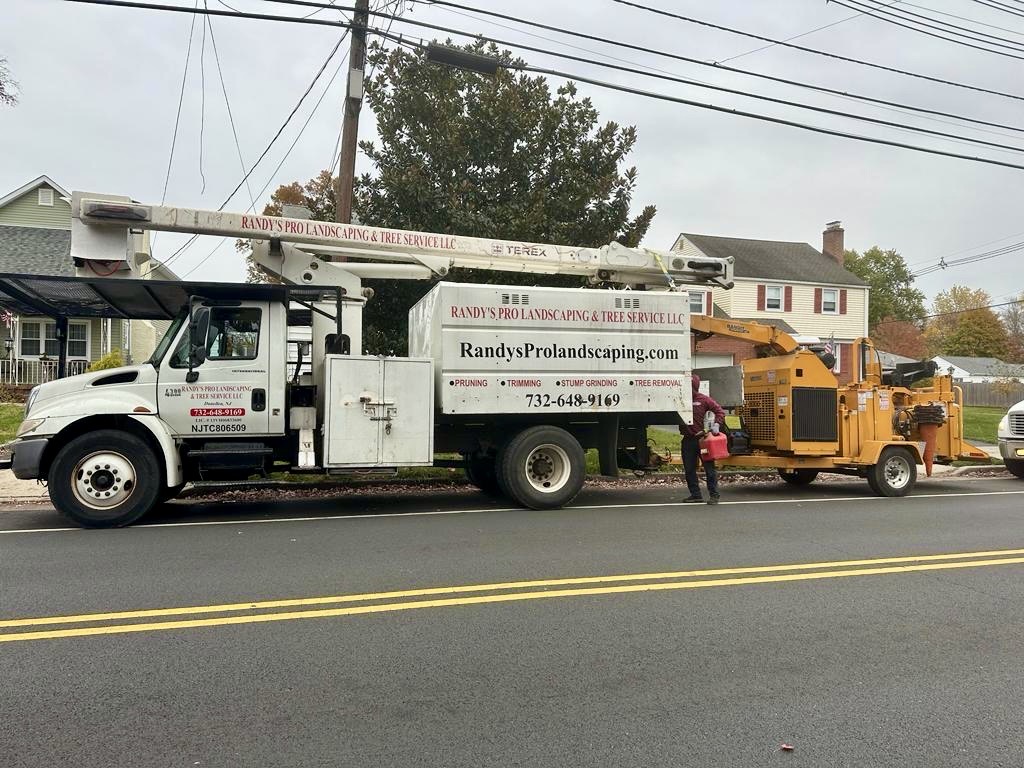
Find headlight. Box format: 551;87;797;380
16;418;45;438
998;416;1009;435
25;386;39;415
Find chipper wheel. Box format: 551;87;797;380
867;447;917;497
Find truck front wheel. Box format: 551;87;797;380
48;430;161;528
498;426;585;510
1005;459;1024;479
867;447;917;497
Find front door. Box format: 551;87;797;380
158;302;272;438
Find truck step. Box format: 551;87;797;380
188;443;273;458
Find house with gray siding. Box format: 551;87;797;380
0;175;175;385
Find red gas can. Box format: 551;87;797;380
700;432;730;461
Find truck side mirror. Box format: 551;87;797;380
186;305;211;383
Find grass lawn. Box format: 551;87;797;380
962;406;1005;444
0;403;23;444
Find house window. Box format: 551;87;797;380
19;321;89;359
38;188;54;206
689;291;708;315
765;285;783;311
821;288;838;314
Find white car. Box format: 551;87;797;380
997;400;1024;479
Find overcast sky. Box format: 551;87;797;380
3;0;1023;307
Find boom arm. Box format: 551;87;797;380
70;192;734;289
689;315;800;355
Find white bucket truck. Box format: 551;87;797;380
3;193;732;527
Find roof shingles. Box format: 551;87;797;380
680;233;867;287
0;226;73;277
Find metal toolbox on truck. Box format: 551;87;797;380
408;282;693;420
322;355;434;467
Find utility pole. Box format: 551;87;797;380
335;0;369;225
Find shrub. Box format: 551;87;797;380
86;350;124;372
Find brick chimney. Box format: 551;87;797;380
822;220;844;264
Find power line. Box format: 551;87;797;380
827;0;1024;60
261;0;1024;145
68;0;1024;173
903;0;1024;37
971;0;1024;21
610;0;1024;102
912;240;1024;277
198;4;208;192
182;33;352;277
423;0;1024;141
834;0;1024;59
504;60;1024;172
716;6;878;64
857;0;1024;50
393;31;1024;155
906;228;1024;268
154;26;351;273
160;0;198;205
205;4;256;209
412;0;1024;134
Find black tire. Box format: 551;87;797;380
464;454;502;496
868;447;917;497
778;468;819;486
497;426;586;510
48;430;161;528
1006;459;1024;479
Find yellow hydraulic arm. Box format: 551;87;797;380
689;315;800;355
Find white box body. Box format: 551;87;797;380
323;355;434;467
409;282;693;421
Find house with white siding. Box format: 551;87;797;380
671;222;870;383
0;175;177;386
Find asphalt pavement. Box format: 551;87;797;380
3;475;1024;767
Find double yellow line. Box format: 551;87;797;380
4;547;1024;644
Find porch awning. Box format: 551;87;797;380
0;273;337;320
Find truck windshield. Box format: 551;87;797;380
147;311;187;365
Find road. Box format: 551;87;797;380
3;475;1024;767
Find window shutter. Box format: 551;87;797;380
784;286;793;312
814;287;822;313
839;289;848;315
757;284;766;311
705;292;713;315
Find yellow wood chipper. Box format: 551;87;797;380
666;316;990;496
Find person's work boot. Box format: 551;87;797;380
707;494;720;505
682;495;704;503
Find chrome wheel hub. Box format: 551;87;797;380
73;451;137;510
524;444;571;493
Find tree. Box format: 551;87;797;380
0;57;18;107
844;246;925;329
351;40;656;353
924;285;1010;358
870;317;927;360
1000;292;1024;363
242;170;335;283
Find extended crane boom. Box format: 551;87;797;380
70;192;734;289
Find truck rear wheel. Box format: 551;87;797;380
778;469;818;486
497;426;585;510
867;447;917;497
48;430;161;528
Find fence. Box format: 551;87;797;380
959;381;1024;409
0;359;90;387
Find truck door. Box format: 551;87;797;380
158;302;273;438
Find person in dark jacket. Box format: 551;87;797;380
680;374;727;505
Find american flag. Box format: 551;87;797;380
0;308;13;331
